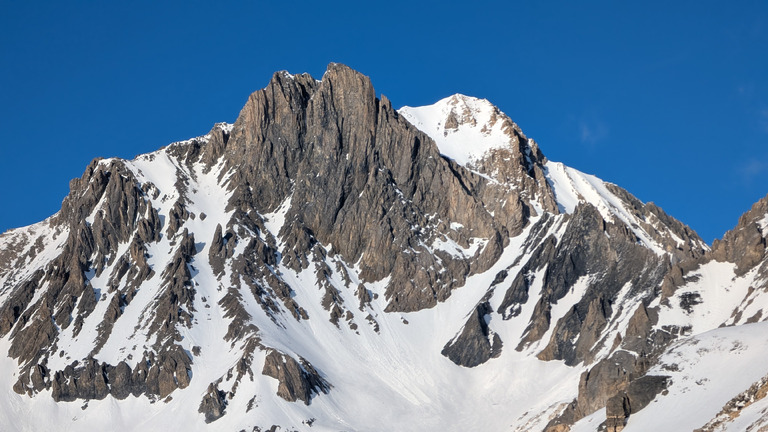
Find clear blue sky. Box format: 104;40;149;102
1;0;767;243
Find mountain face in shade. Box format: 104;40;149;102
1;63;767;432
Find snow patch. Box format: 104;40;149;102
624;322;768;431
263;194;293;242
430;236;487;259
399;94;518;166
543;161;666;255
759;213;768;232
652;260;753;334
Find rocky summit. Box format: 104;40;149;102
1;63;767;431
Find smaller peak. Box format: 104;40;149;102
270;70;294;82
318;63;375;99
399;93;529;168
321;62;369;82
323;62;356;77
447;93;471;103
446;93;488;104
212;122;234;134
441;94;495;110
267;70;316;88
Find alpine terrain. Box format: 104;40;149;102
1;63;767;431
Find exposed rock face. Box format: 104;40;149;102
199;383;228;423
603;184;706;263
442;301;502;367
711;194;768;275
531;203;665;365
605;375;668;429
45;345;192;402
261;349;330;404
0;132;209;403
553;195;768;429
218;65;510;314
694;373;768;431
399;94;560;220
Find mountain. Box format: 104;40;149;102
0;63;766;431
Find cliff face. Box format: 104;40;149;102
216;65;511;313
711;195;768;276
0;64;765;432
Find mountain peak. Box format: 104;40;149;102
444;93;495;111
399;94;527;167
0;64;763;432
398;93;559;216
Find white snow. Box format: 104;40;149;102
623;322;768;431
400;96;678;256
720;391;768;431
652;261;759;333
0;218;68;300
262;194;293;241
543;161;581;213
430;235;487;259
399;94;517;167
210;122;233;135
570;408;607;432
531;274;593;354
1;210;589;431
544;161;666;254
758;213;768;232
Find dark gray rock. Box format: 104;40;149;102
261;349;330;404
47;344;192;402
605;375;668;429
679;291;703;313
442;301;502;367
106;361;133;400
711;193;768;275
604;184;707;262
198;382;227;423
220;64;510;313
0;271;43;337
149;229;197;339
51;359;109;402
526;203;667;365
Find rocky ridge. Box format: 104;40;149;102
0;64;766;431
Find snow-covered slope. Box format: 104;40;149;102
626;322;768;431
400;94;519;167
399;92;768;431
0;64;766;432
570;322;768;432
0;138;586;431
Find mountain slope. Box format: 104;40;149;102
0;64;765;432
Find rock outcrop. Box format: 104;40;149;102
261;350;330;404
442;301;502;367
711;194;768;275
199;382;228;423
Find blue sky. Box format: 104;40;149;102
1;1;766;243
